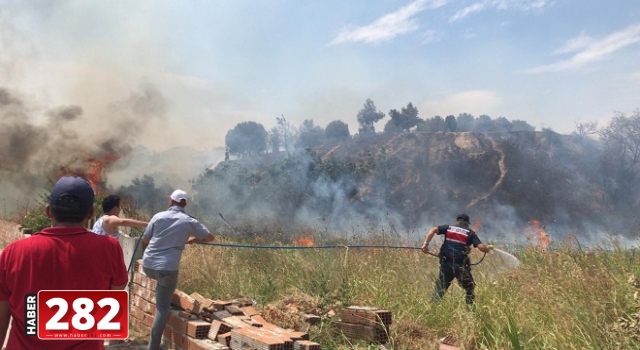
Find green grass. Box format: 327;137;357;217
177;236;640;349
3;213;638;349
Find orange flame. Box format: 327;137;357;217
292;236;314;247
56;153;120;194
527;219;551;250
472;218;482;232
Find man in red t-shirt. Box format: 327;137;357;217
0;176;129;350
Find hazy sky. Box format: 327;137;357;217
1;0;639;151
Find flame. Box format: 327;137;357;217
292;236;314;247
56;153;120;194
472;218;482;232
527;219;551;250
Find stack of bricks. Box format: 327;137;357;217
334;306;392;344
130;259;321;350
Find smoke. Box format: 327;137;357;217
184;128;640;248
0;85;166;216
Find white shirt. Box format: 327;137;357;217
91;215;122;238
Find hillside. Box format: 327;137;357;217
314;131;609;236
192;130;631;243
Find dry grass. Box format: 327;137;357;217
176;237;640;349
0;219;23;248
2;218;638;349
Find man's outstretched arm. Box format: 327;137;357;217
105;216;148;229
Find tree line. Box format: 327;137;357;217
223;98;640;181
223;98;542;157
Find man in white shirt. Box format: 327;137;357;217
92;194;148;238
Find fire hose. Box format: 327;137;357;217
424;250;487;266
124;213;490;270
189;241;489;266
127;239;488;272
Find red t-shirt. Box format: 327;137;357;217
0;226;129;350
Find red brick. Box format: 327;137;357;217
130;305;148;322
253;316;308;341
211;300;232;311
187;320;211;339
187;337;230;350
207;320;232;341
211;310;232;321
164;324;188;349
133;271;158;290
131;294;156;315
334;321;388;344
339;306;392;326
217;332;231;347
230;327;285;350
240;305;259;317
130;316;147;333
172;290;201;313
190;292;216;310
293;340;321;350
132;283;156;303
224;304;243;315
439;345;460;350
141;312;155;329
167;310;189;335
134;259;144;274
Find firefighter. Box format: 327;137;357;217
421;214;493;304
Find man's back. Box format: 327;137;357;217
0;227;129;350
142;206;210;271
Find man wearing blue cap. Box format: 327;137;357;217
421;213;493;304
0;176;129;350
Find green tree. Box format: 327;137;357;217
445;115;457;132
225;121;268;157
356;99;385;135
297;119;325;149
493;117;512;132
599;110;640;210
268;126;281;153
419;115;447;132
384;103;420;133
574;120;598;139
399;102;420;131
456;113;475;131
117;175;172;216
511;120;535;132
384;109;403;133
475;115;495;132
276;115;297;155
325;120;350;141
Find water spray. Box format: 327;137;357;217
491;247;522;268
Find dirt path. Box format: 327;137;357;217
467;138;507;209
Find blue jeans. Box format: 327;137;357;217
142;267;179;350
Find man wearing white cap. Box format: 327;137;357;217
141;189;215;350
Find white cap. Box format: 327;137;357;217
169;189;188;203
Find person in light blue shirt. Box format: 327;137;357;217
141;189;214;350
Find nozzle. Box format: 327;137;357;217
488;244;494;250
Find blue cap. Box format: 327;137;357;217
49;176;95;209
456;214;470;222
